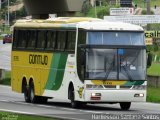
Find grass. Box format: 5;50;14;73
0;112;58;120
133;0;160;8
0;71;11;86
0;25;11;39
147;62;160;76
0;36;3;40
147;87;160;103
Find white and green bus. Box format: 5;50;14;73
11;17;150;110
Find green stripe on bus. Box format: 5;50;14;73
45;53;68;90
124;81;145;86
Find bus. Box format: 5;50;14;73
11;17;151;110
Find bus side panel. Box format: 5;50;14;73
43;53;85;101
43;53;73;100
11;51;53;95
11;66;19;92
39;53;53;95
11;52;23;93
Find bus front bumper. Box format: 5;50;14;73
84;89;146;102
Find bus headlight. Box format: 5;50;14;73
134;93;144;97
86;84;103;89
132;85;146;90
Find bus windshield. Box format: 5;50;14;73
87;32;144;45
85;48;146;80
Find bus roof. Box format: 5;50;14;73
14;17;100;29
14;17;143;31
78;21;143;31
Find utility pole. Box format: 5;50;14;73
146;0;151;30
8;0;9;26
0;0;1;10
146;0;151;15
94;0;97;18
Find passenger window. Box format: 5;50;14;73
17;30;27;48
46;31;56;50
37;31;46;49
27;30;37;49
56;31;66;50
66;31;76;51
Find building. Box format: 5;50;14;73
23;0;84;19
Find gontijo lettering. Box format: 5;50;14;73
29;54;48;65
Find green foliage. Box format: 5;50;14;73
0;71;11;86
77;5;110;18
147;62;160;76
15;6;27;18
141;9;154;15
0;78;11;86
0;0;27;26
75;12;85;17
0;112;57;120
154;44;159;52
97;6;110;19
147;45;154;52
133;0;160;8
147;87;160;103
148;23;160;30
141;9;147;15
81;0;92;15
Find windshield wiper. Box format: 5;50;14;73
122;66;133;81
105;57;115;80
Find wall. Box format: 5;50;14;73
147;75;160;87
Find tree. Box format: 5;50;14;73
81;0;91;15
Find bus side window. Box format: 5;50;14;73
66;31;76;51
78;30;86;44
77;30;86;82
13;30;18;48
46;31;56;50
56;31;66;51
17;30;27;48
37;30;46;49
27;30;37;49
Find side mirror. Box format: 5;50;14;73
147;53;152;68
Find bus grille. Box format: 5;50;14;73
120;86;132;89
103;85;116;89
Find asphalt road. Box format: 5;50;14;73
0;40;11;70
0;85;160;120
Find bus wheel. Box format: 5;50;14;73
29;81;38;103
120;102;131;110
69;87;78;108
23;84;30;103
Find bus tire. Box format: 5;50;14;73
29;81;39;103
69;86;78;108
120;102;131;110
23;84;30;103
